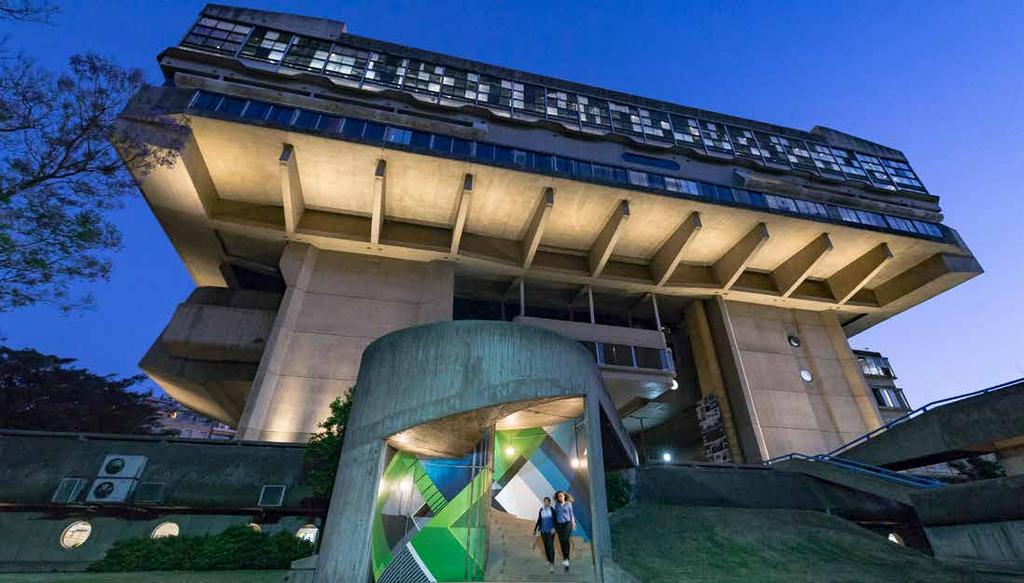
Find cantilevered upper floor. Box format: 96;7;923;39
120;3;982;335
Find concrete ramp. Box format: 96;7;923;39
838;378;1024;470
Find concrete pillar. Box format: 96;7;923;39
585;391;611;582
684;300;745;463
237;244;454;442
701;299;882;460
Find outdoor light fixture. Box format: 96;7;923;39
670;379;679;391
661;452;672;462
398;478;412;494
570;457;581;469
504;446;516;457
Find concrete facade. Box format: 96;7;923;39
237;244;454;442
702;298;882;461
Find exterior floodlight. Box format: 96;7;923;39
398;478;412;494
504;447;516;457
661;452;672;462
570;457;581;469
670;379;679;391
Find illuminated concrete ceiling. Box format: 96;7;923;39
132;114;981;335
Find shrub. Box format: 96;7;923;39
606;471;633;512
88;525;314;572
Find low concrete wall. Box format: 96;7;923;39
924;520;1024;566
0;512;313;573
633;463;914;523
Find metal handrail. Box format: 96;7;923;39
825;376;1024;458
763;452;944;489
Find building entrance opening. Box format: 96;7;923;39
369;397;595;582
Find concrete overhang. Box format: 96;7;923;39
128;113;982;336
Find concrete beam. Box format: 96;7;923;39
713;223;770;290
873;253;982;307
650;212;702;286
450;174;473;255
588;199;631;277
771;233;833;297
181;132;220;218
521;187;555;268
828;243;893;305
370;159;387;246
279;144;304;234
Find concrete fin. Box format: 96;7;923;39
450;173;473;255
712;223;770;290
771;233;833;297
650;212;702;286
371;159;387;245
827;243;893;305
521;187;555;268
588;199;631;277
279;144;304;234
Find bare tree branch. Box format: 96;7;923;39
0;0;56;23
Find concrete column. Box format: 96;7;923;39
237;245;454;443
585;390;611;582
684;301;745;463
702;299;881;460
314;437;387;583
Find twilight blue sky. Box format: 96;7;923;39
0;1;1021;407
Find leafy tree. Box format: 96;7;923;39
0;0;56;23
1;3;183;312
949;455;1006;482
0;345;165;434
304;394;354;501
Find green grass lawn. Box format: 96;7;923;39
610;504;1013;583
0;572;287;583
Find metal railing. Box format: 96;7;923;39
825;376;1024;458
763;452;945;489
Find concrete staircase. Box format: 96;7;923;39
484;509;595;582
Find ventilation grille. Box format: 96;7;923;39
257;484;286;507
133;482;166;504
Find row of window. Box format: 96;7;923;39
872;386;910;410
59;520;319;550
859;355;896;378
187;90;947;242
578;340;674;372
181;16;929;194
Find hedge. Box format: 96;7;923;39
89;525;314;572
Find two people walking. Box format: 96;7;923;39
533;490;576;573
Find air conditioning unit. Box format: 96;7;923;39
97;454;147;479
85;478;137;503
51;477;86;504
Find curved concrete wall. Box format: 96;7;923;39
349;320;604;440
315;320;617;582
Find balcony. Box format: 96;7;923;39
513;316;675;409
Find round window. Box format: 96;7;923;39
60;521;92;549
295;524;319;543
151;522;180;539
800;370;813;382
787;335;801;347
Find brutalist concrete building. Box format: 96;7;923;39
80;3;1003;581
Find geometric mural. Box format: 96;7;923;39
372;447;490;582
492;419;592;541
